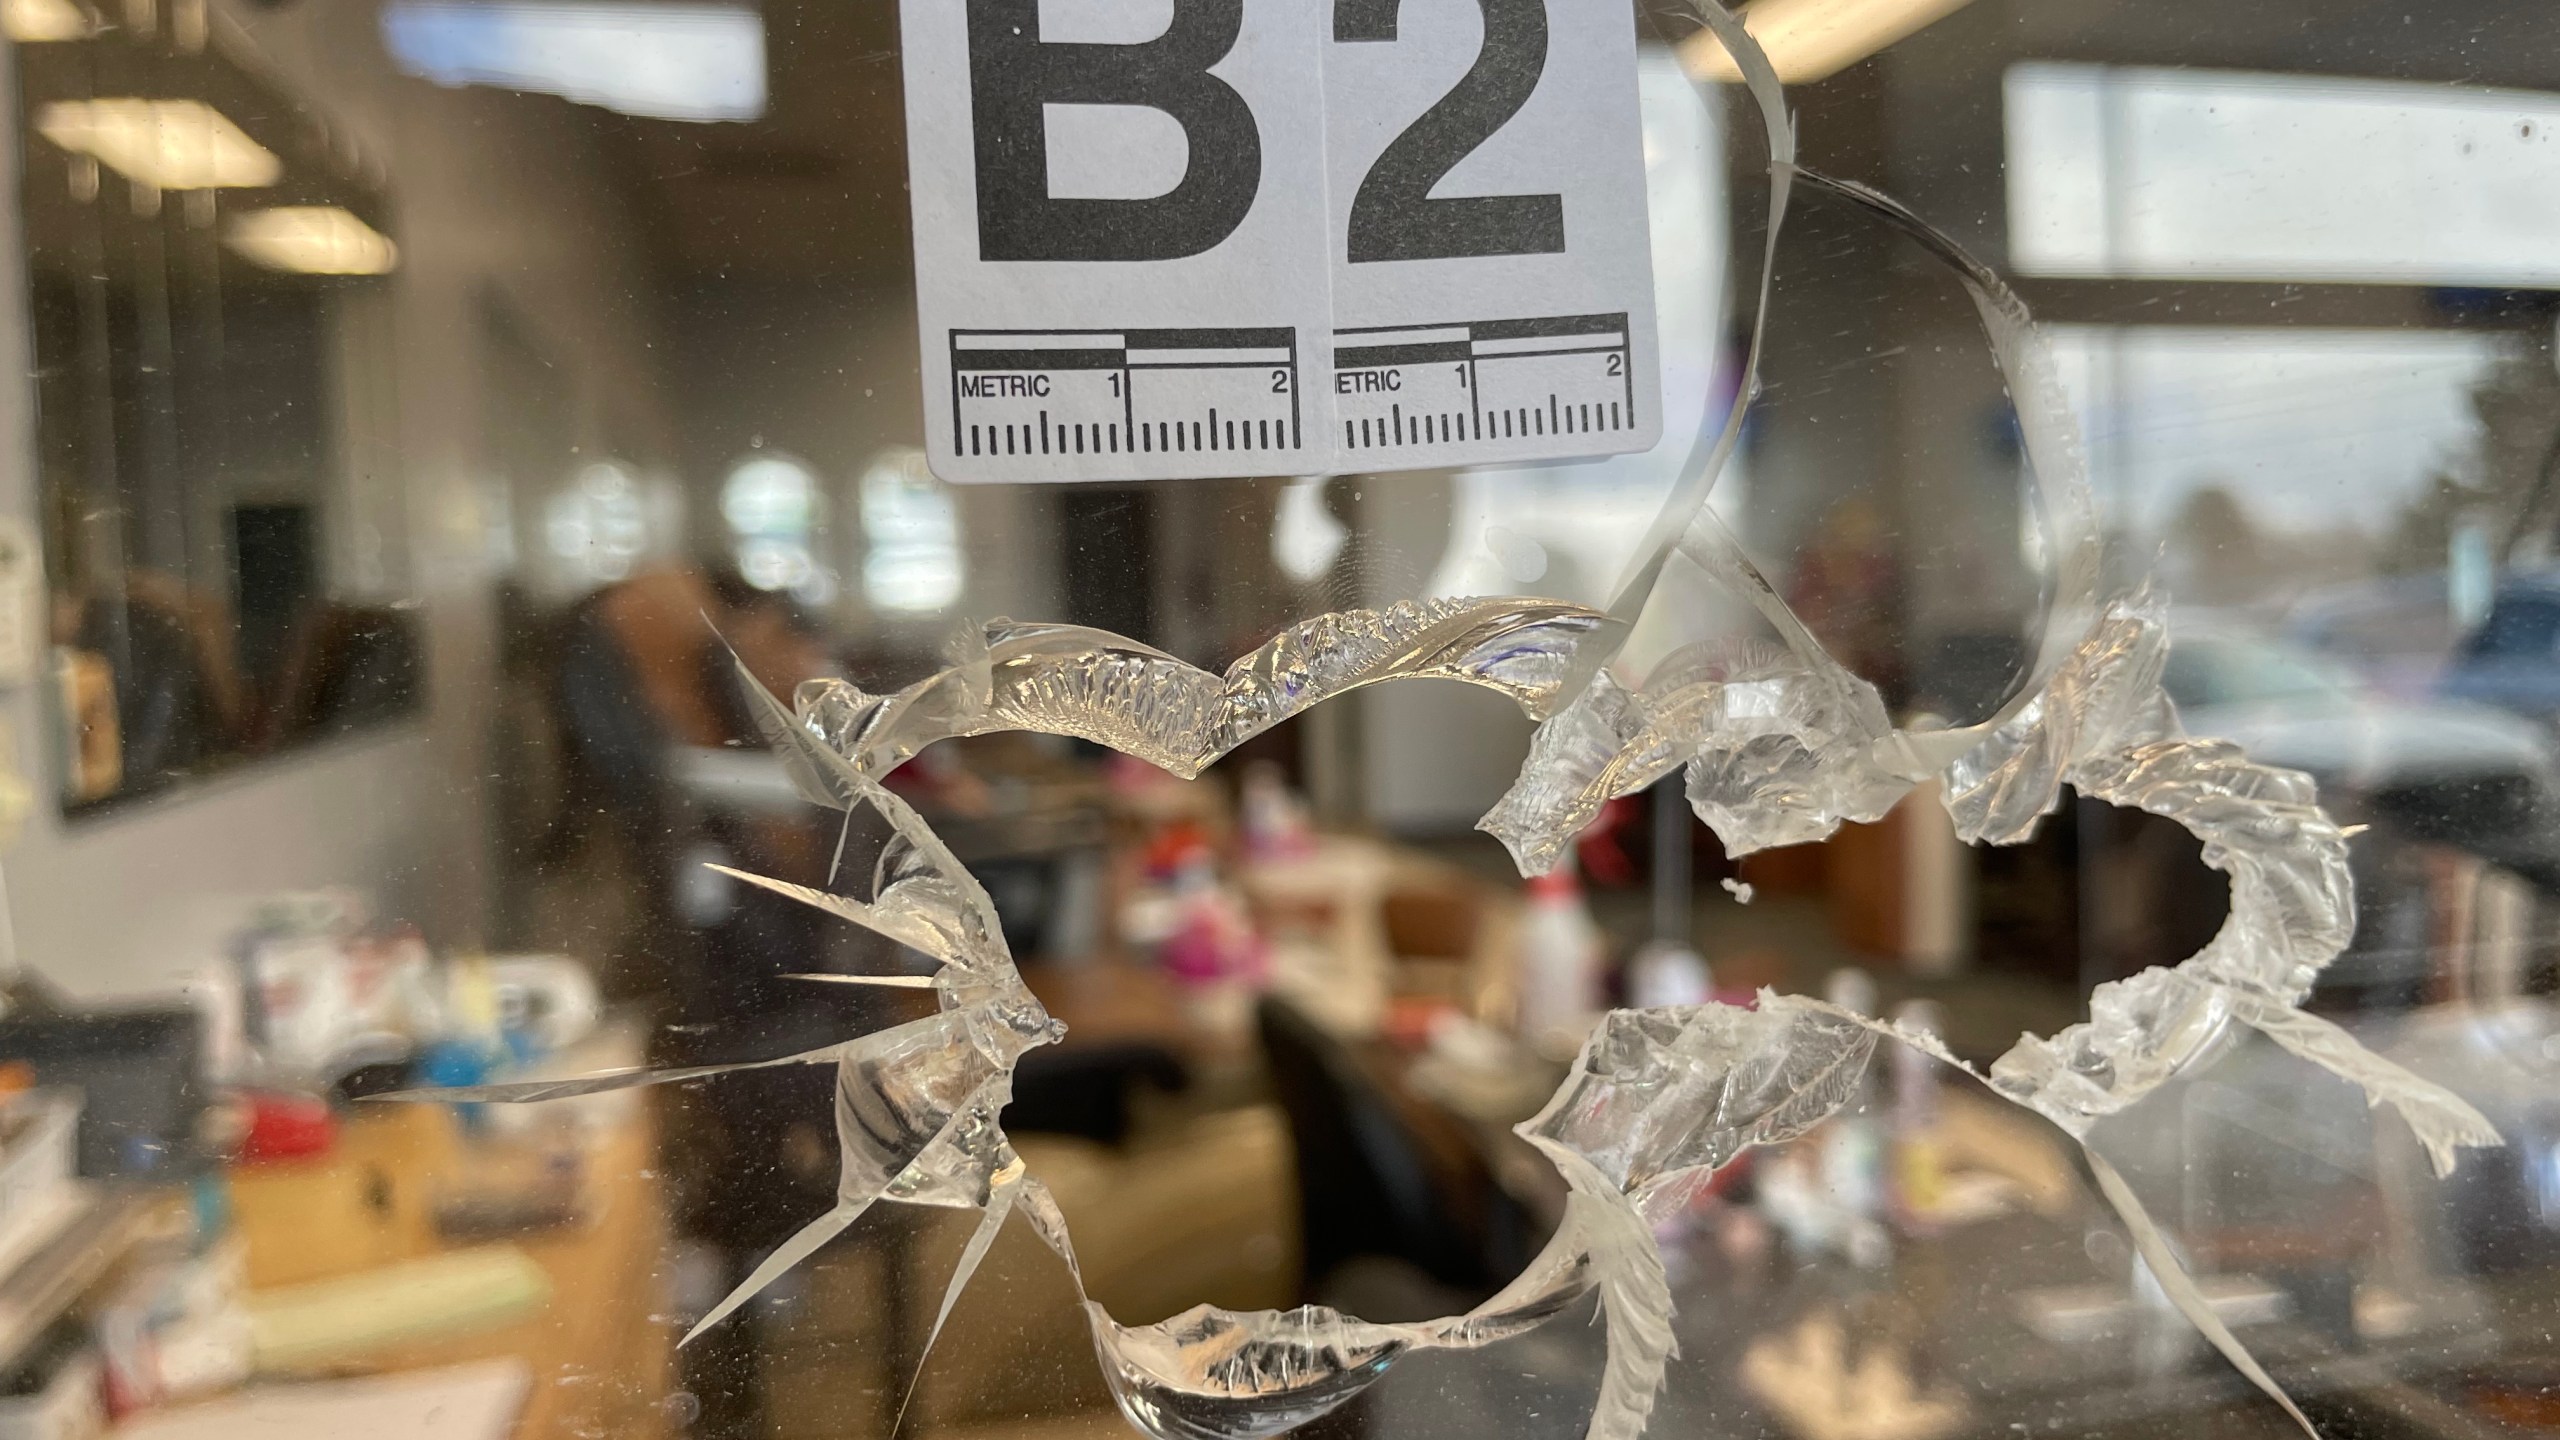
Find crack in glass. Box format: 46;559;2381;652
381;5;2505;1436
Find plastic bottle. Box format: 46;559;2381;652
1237;760;1315;860
1626;940;1712;1009
1887;998;1949;1231
1817;966;1890;1265
1516;867;1605;1060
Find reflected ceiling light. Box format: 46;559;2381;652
1679;0;1978;85
1272;478;1347;583
380;1;765;123
226;206;398;274
860;448;964;616
34;99;281;189
3;0;90;41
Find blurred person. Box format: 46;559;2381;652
538;561;864;1438
53;569;248;798
1788;497;1906;706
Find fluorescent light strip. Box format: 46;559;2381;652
379;1;766;124
226;207;398;275
2007;63;2560;287
1679;0;1979;85
35;99;280;190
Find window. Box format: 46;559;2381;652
722;452;834;605
2046;325;2517;605
858;446;963;616
14;8;2560;1440
545;460;668;586
380;1;766;123
2007;62;2560;285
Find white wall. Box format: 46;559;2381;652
0;1;677;999
1352;473;1543;833
1;731;438;997
671;280;1064;649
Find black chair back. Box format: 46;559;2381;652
1257;997;1490;1295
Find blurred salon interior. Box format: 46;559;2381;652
0;0;2557;1438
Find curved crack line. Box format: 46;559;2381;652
379;4;2502;1437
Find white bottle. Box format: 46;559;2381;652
1817;966;1890;1264
1627;940;1712;1010
1516;867;1605;1060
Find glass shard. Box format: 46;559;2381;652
788;597;1607;783
382;7;2504;1438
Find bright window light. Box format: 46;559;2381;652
860;448;964;616
2044;326;2513;545
722;454;834;605
546;461;651;584
35;99;280;189
227;207;399;275
1272;478;1347;583
380;2;766;123
1681;0;1977;85
722;455;817;539
2007;62;2560;286
4;0;90;42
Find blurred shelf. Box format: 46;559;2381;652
0;1187;170;1376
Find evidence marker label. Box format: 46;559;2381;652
901;0;1656;482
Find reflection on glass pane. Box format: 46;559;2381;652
545;462;657;586
18;19;418;809
1;0;89;42
2008;62;2560;286
33;97;280;189
721;455;817;541
1270;477;1347;584
1430;48;1731;614
379;0;767;123
2048;325;2516;605
225;207;398;276
860;446;963;615
11;5;2560;1440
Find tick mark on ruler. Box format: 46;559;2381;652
948;326;1300;468
1327;312;1635;452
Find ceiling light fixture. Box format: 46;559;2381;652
1679;0;1979;85
34;98;281;189
380;1;765;123
3;0;89;41
226;206;398;275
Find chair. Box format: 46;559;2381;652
1005;1039;1187;1146
1256;996;1496;1303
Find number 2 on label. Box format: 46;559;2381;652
1335;0;1565;263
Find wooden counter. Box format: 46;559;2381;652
227;1103;673;1440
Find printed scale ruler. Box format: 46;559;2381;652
950;328;1303;462
1330;313;1637;461
949;314;1638;473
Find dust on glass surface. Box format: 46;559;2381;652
10;2;2560;1440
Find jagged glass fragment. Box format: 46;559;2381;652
788;597;1606;783
378;6;2509;1438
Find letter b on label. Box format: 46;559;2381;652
969;0;1261;262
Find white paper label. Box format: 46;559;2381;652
900;0;1659;484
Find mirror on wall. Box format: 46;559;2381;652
13;0;417;812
